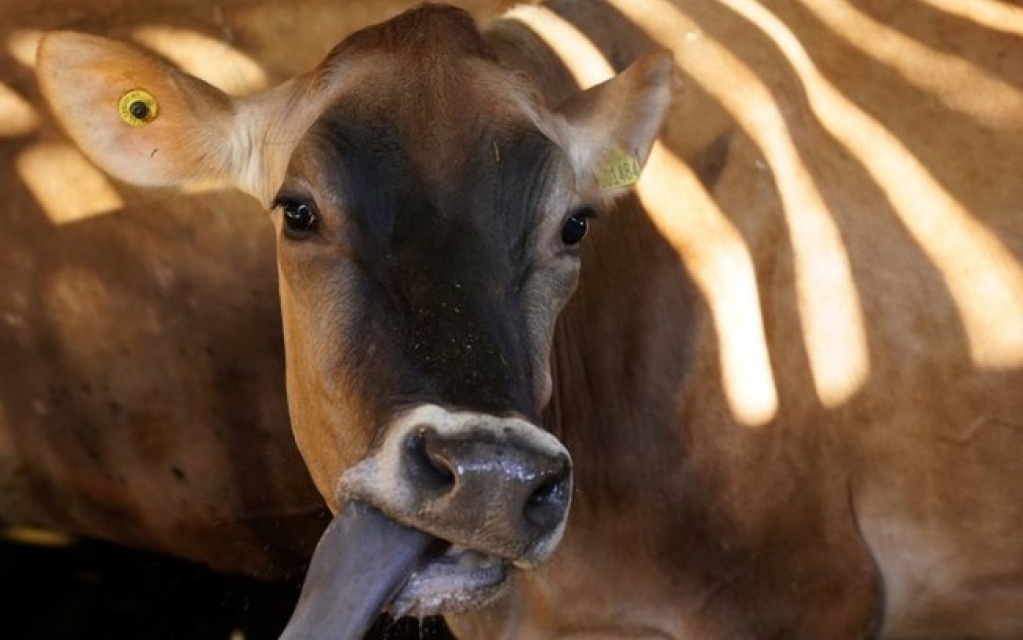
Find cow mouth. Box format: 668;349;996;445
389;542;507;617
279;502;508;640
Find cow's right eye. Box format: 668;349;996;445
561;207;596;246
278;199;319;236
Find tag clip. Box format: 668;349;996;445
118;89;158;126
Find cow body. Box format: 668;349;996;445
30;0;1023;638
479;2;1023;637
0;175;326;576
0;0;343;578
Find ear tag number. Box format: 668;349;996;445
597;146;642;191
118;89;158;126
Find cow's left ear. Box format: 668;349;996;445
36;31;316;205
555;52;673;198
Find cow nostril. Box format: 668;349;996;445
523;469;571;531
404;428;455;491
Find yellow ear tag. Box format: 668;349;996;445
597;146;642;191
118;89;158;126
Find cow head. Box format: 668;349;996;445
37;5;670;635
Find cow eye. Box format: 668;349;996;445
277;199;319;236
561;208;595;246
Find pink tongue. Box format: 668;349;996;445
279;502;433;640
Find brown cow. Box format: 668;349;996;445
35;0;1023;638
0;0;497;587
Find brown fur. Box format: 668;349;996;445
0;0;502;579
14;0;1023;637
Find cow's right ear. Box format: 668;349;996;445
36;31;314;206
554;52;673;200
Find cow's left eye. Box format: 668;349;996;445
562;208;595;246
277;199;319;236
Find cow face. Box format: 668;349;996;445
274;52;581;516
37;4;671;632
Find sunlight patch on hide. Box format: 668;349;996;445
641;143;779;426
0;82;38;137
17;142;124;224
131;26;268;95
611;0;870;407
1;525;75;548
176;176;237;195
504;5;614;86
509;6;778;425
917;0;1023;38
724;0;1023;369
799;0;1023;129
45;268;118;365
5;29;42;68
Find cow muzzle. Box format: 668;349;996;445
280;405;572;639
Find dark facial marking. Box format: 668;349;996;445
288;101;567;416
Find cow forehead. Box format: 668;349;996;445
297;106;564;251
325;3;498;63
285;6;574;259
306;4;552;160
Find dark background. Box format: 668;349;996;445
0;533;454;640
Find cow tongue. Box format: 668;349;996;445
279;501;434;640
